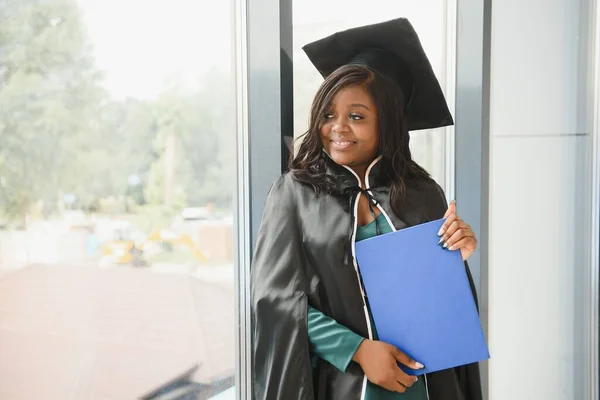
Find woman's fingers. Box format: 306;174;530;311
439;219;463;243
387;380;407;393
443;200;456;218
448;236;477;252
442;223;473;248
391;346;424;370
437;201;479;259
438;213;459;237
438;219;468;245
394;367;417;390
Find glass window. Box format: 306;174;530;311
293;0;452;187
0;0;236;398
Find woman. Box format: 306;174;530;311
251;18;482;400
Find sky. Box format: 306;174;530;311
77;0;235;100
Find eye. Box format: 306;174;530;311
349;113;364;121
323;112;334;120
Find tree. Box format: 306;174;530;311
71;97;157;210
0;0;103;222
0;1;237;223
178;68;236;210
144;72;236;212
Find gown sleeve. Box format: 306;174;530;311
307;305;365;372
251;175;314;400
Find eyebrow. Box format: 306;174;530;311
349;103;370;110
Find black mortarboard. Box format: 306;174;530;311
302;18;453;131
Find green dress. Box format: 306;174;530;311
307;213;428;400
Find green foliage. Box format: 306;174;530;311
0;0;236;222
0;0;101;219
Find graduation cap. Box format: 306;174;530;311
302;18;453;132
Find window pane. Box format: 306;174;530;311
0;0;237;399
293;0;450;187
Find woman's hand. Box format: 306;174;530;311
438;201;477;261
352;339;423;393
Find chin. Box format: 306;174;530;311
327;152;355;167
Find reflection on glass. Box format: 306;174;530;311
293;0;450;186
0;0;236;399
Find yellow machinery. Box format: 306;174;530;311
146;229;209;263
102;227;208;266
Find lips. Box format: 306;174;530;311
330;139;356;150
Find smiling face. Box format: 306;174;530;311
319;84;379;179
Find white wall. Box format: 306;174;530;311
487;0;593;398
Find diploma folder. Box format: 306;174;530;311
354;218;490;376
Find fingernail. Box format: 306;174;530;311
449;245;456;251
437;228;444;236
443;242;449;249
415;376;419;381
451;199;456;204
437;238;444;245
415;362;424;369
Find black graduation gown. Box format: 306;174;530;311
251;155;483;400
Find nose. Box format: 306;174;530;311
331;115;349;133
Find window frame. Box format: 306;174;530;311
233;0;293;398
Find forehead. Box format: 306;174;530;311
330;85;375;108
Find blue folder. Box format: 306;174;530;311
354;218;490;376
